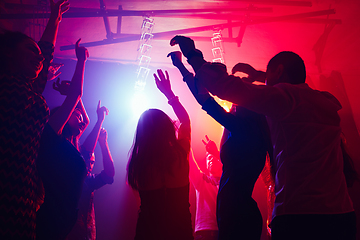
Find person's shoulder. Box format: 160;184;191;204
273;82;306;88
276;83;342;110
274;82;314;95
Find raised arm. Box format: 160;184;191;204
48;39;89;135
232;63;266;83
154;69;190;126
81;100;109;153
40;0;69;45
168;51;241;132
202;135;220;161
170;35;206;73
167;51;210;106
154;69;190;144
75;98;90;138
98;128;115;179
172;35;293;119
189;148;203;190
32;0;69;94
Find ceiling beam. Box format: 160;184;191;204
0;6;273;19
59;9;338;51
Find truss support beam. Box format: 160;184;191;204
60;9;338;51
0;7;273;19
236;24;247;47
99;0;113;39
117;5;123;35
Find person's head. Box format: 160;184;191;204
134;108;177;149
85;156;95;175
0;30;44;80
265;51;306;86
127;108;180;190
67;108;86;137
206;152;222;177
50;107;86;140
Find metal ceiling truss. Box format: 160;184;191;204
1;0;340;61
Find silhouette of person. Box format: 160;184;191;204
168;50;272;240
0;0;69;239
36;39;89;240
189;136;222;240
171;35;356;240
67;102;115;240
127;69;193;240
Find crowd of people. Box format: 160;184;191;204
0;0;357;239
0;1;115;239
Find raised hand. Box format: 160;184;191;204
47;63;64;81
98;127;108;145
232;62;266;83
167;51;183;68
154;69;174;99
202;135;219;157
49;0;70;22
75;38;89;61
170;35;195;58
97;100;109;123
53;78;70;95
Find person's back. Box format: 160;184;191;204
165;37;356;239
136;183;193;240
269;82;353;218
0;1;69;236
184;47;356;239
132;116;193;240
127;69;193;240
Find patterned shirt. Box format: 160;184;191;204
0;41;53;240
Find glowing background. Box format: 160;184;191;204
2;0;360;239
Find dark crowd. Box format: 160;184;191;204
0;0;358;240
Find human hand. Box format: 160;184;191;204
53;78;70;95
49;0;70;22
154;69;174;99
232;62;265;83
96;100;109;123
47;63;64;81
170;35;195;58
75;38;89;61
167;51;184;68
229;104;237;114
98;128;108;145
202;135;219;157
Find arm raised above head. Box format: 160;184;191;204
167;51;210;106
40;0;70;45
154;69;190;126
98;128;115;179
196;62;293;119
48;39;89;135
82;101;109;153
169;35;206;73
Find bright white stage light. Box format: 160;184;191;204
131;91;148;120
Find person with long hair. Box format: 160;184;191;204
0;1;69;239
127;69;193;240
35;39;89;240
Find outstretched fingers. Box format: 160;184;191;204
165;70;169;81
157;69;166;81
